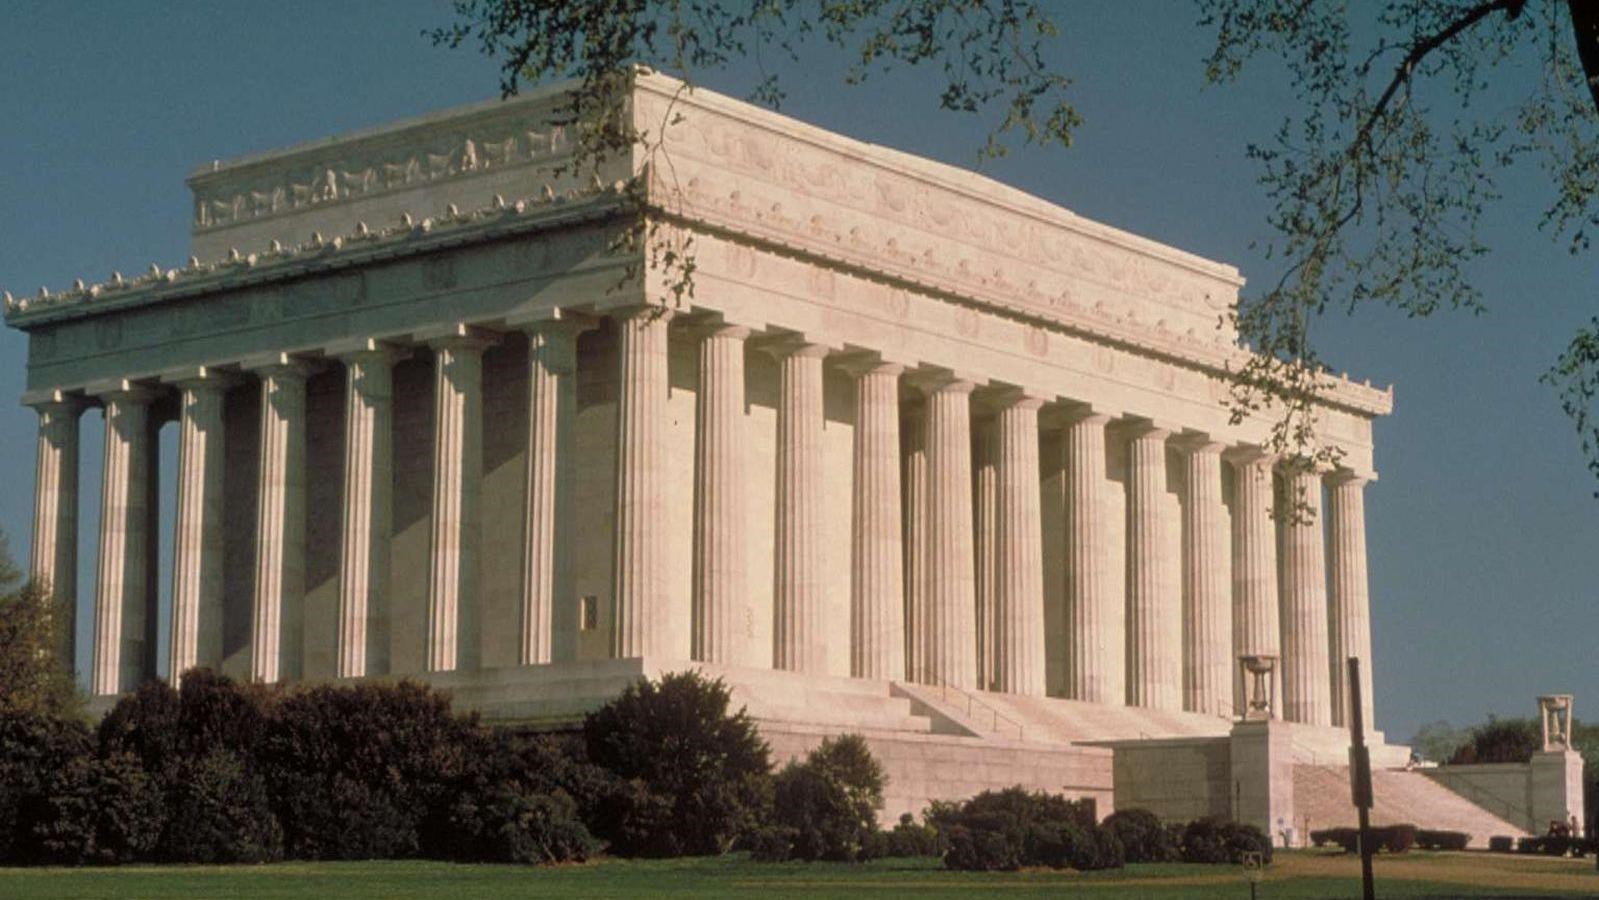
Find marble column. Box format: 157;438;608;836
1280;460;1331;726
518;314;590;666
1327;470;1375;729
27;393;85;670
1178;436;1230;717
91;384;159;695
901;402;928;682
847;359;905;681
1228;446;1280;716
426;327;495;673
1126;423;1180;710
972;417;998;690
1064;410;1118;704
770;339;828;673
919;374;978;689
335;341;404;679
247;357;313;683
168;370;233;682
992;392;1045;696
692;323;751;664
612;307;673;658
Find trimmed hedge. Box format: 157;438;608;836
1415;829;1470;851
1309;824;1417;854
1488;835;1515;852
1178;817;1273;864
1103;808;1179;863
1517;835;1593;857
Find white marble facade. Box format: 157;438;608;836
7;71;1390;733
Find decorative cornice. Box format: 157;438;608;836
3;182;632;328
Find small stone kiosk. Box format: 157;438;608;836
10;69;1500;836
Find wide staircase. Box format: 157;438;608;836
1294;764;1526;848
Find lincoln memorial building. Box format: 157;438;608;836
15;71;1549;842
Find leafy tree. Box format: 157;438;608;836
1410;719;1470;763
582;671;770;856
434;1;1599;485
1448;716;1541;763
768;733;885;861
0;530;80;720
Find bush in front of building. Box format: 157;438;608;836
27;751;164;865
1177;816;1273;864
930;786;1121;872
157;748;282;863
1414;828;1470;851
0;711;94;863
881;812;943;857
762;733;885;862
446;781;601;864
1102;808;1179;863
583;671;771;857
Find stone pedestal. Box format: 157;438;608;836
1530;750;1586;836
1229;718;1296;848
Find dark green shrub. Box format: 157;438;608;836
583;672;770;857
1103;808;1177;863
1488;835;1515;852
446;782;600;864
29;752;163;864
1179;817;1273;864
748;825;799;862
885;812;942;857
1373;824;1416;853
0;711;93;863
934;787;1114;871
258;681;483;860
1415;829;1470;851
943;822;1023;871
769;734;884;862
157;749;282;863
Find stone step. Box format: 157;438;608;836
1293;764;1526;848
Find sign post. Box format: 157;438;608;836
1347;657;1376;900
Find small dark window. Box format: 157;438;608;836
580;595;599;632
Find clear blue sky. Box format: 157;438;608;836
1;2;1594;745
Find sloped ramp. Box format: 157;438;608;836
1295;764;1527;848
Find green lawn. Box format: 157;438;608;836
3;850;1596;899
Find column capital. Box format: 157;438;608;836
1223;443;1277;467
686;320;754;342
21;389;89;416
907;369;977;396
1326;466;1376;486
1120;417;1174;440
1277;454;1332;478
418;323;500;352
159;365;243;392
1054;402;1116;427
832;350;905;378
602;302;676;325
1172;431;1228;455
84;378;161;404
755;333;832;360
326;337;410;365
508;306;600;337
978;384;1048;412
240;352;322;380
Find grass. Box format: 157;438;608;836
3;849;1597;899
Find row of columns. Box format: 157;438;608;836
25;303;1375;731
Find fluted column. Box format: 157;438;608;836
247;357;313;683
91;384;159;695
769;339;828;673
1328;470;1374;729
27;393;86;670
993;393;1045;696
335;341;404;679
1178;436;1230;717
692;323;751;664
919;375;978;689
612;307;673;658
847;360;905;680
1280;459;1331;726
1064;410;1118;704
901;402;928;682
1126;423;1180;710
426;327;495;673
972;417;998;690
518;314;591;665
1228;446;1280;716
168;371;233;682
